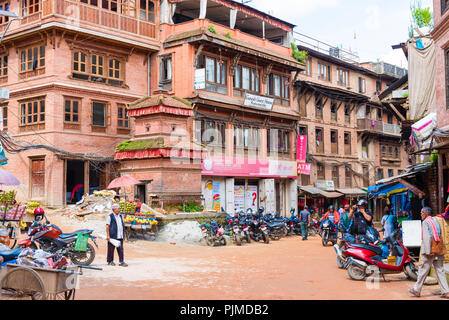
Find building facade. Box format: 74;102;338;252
0;0;159;206
294;47;409;219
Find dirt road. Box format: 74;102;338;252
46;216;441;300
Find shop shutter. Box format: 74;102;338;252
225;178;234;214
265;179;275;214
288;179;298;216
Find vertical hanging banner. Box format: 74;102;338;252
0;141;7;166
246;185;258;213
234;185;245;213
212;182;221;211
297;135;307;162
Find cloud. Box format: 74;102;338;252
251;0;339;18
364;5;381;31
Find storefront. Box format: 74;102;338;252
298;186;343;217
335;188;367;208
201;156;298;216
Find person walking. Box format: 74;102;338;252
106;203;128;267
299;206;311;241
339;204;352;234
409;207;449;299
381;205;398;240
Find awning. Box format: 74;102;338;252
375;162;432;185
299;186;343;199
335;188;367;197
368;182;408;197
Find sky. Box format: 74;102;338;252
247;0;434;68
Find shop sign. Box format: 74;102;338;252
234;185;245;212
212;182;221;211
297;162;311;175
297;135;307;162
202;156;297;178
315;180;335;191
194;68;206;90
246;185;258;213
243;93;274;111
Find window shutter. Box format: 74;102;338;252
107;103;111;127
89;101;93;125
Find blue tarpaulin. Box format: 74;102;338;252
367;182;408;197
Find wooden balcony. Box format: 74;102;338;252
357;118;401;137
1;0;157;41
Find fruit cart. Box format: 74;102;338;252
0;264;102;300
123;213;159;241
0;191;26;249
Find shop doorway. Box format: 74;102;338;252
275;182;280;215
66;160;84;204
135;184;147;204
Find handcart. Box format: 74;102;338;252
0;264;102;300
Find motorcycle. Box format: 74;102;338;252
263;213;287;240
17;217;98;266
320;219;338;246
227;214;244;246
308;218;320;237
200;220;227;247
249;214;270;244
336;229;418;281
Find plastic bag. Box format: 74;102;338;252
109;239;121;247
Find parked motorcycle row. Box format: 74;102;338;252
0;211;97;267
200;208;320;247
332;227;418;282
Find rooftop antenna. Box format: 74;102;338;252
241;0;253;4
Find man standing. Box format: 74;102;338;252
106;204;128;267
409;207;449;299
348;200;373;236
381;205;398;240
299;206;311;241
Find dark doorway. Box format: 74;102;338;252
135;184;147;204
66;160;84;204
275;182;280;215
89;162;103;194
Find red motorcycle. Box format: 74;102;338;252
336;230;418;281
18;215;98;266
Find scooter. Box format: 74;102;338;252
0;248;24;267
337;229;418;281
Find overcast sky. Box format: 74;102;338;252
248;0;433;68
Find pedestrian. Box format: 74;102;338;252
299;206;311;240
134;196;142;213
339;204;352;234
381;205;398;240
106;203;128;267
409;207;449;299
348;200;373;236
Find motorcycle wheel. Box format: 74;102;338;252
220;237;227;246
337;256;345;269
322;232;329;246
235;234;242;246
348;264;367;281
70;243;96;266
205;237;212;247
282;227;289;237
263;233;270;244
404;262;418;281
308;229;316;237
246;234;251;243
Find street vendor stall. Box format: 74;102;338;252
119;201;159;240
0;170;26;249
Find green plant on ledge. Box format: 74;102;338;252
225;32;232;39
208;25;217;34
291;43;308;63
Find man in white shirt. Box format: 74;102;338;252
106;204;128;267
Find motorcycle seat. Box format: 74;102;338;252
0;249;23;261
351;243;383;256
268;222;284;228
59;229;93;239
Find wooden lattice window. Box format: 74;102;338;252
442;0;449;15
0;2;9;25
64;98;80;123
20;98;45;125
139;0;155;22
91;54;105;78
122;0;137;17
0;104;7;130
73;51;87;75
0;54;7;78
22;0;40;16
117;104;129;129
108;59;123;86
20;45;45;73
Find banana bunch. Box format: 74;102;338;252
94;190;115;197
124;215;158;225
27;202;41;215
0;191;16;204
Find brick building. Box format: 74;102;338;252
0;0;159;206
294;45;409;219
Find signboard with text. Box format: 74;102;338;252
297;162;311;175
243;93;274;111
297;135;307;162
315;180;335;191
194;68;206;90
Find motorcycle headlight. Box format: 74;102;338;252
323;222;329;227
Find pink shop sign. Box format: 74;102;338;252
202;157;297;178
297;162;312;175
